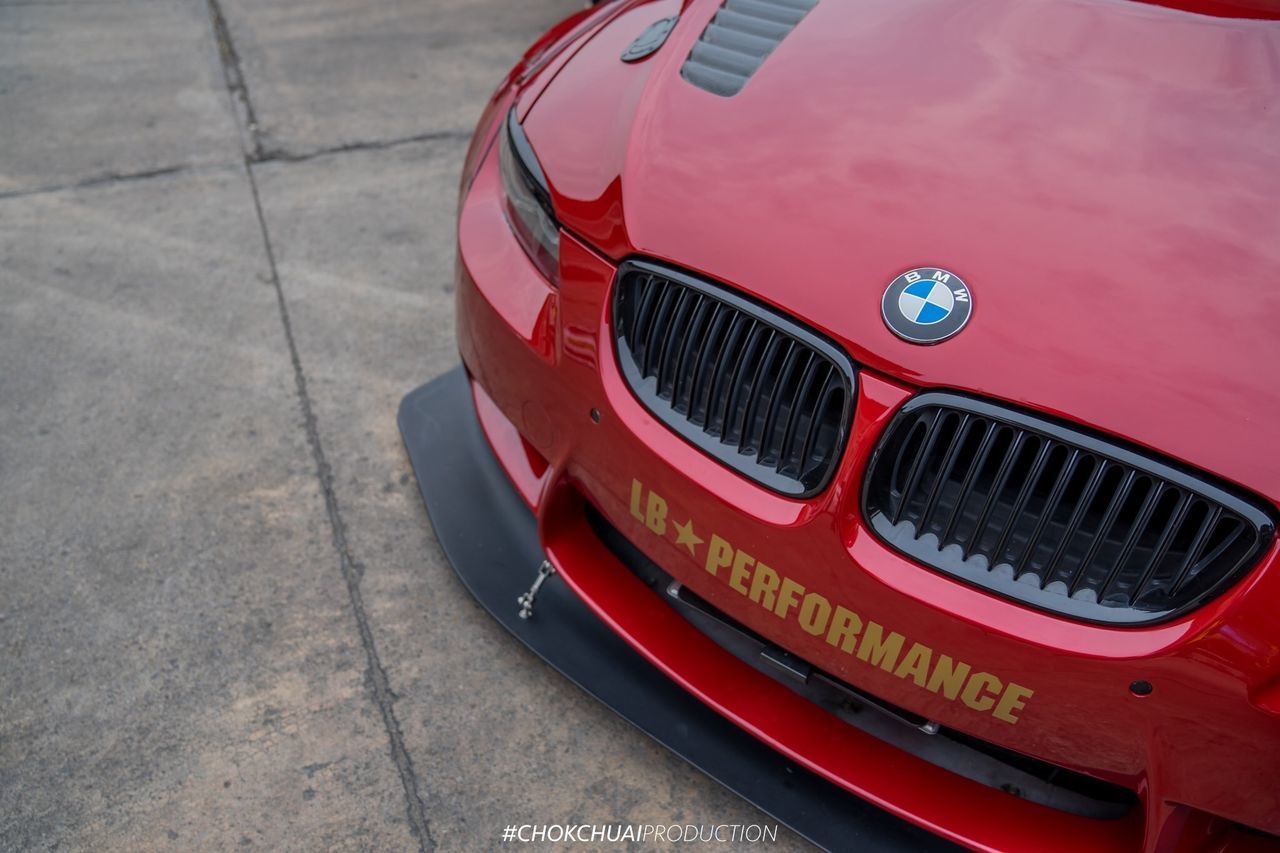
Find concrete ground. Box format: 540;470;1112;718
0;0;807;850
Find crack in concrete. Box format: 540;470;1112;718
201;2;435;850
0;165;193;201
0;133;472;203
252;129;472;165
244;169;436;851
205;0;264;160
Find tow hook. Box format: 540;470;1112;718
517;559;557;620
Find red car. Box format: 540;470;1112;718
399;0;1280;849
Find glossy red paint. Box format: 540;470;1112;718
526;0;1280;506
453;0;1280;848
1141;0;1280;19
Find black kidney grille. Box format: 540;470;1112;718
681;0;819;97
613;261;854;497
864;394;1275;625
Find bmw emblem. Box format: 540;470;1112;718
881;267;972;344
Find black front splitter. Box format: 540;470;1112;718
398;367;954;852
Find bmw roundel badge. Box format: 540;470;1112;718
881;267;972;344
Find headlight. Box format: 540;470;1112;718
499;108;560;284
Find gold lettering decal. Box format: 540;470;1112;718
825;606;862;654
993;683;1034;724
729;550;754;595
961;672;1003;712
671;517;703;557
856;622;905;672
645;490;667;535
925;655;972;700
893;642;933;687
629;479;645;524
623;477;1036;722
748;562;780;610
704;535;733;578
798;592;832;637
773;577;805;620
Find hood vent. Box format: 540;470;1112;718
681;0;818;96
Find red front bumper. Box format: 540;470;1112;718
451;102;1280;852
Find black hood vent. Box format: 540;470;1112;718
681;0;818;96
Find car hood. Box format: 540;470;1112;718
524;0;1280;503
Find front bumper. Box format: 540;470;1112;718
399;367;950;851
407;84;1280;851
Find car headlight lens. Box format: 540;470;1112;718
499;108;560;284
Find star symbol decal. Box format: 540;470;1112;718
672;517;703;558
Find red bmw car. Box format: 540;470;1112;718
399;0;1280;849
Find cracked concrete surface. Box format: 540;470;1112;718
0;0;805;850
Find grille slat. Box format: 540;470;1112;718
1043;458;1108;584
991;440;1053;565
940;422;999;544
682;0;819;96
1131;490;1192;598
742;334;787;451
758;342;802;463
721;324;767;442
794;383;826;477
920;415;974;536
682;301;725;418
655;288;693;393
701;313;748;429
1016;448;1082;578
1099;482;1165;600
864;394;1275;625
670;290;711;407
1070;470;1137;597
1171;505;1223;596
630;275;661;368
614;261;854;497
674;296;713;412
776;352;818;474
800;372;842;485
894;411;944;526
642;284;678;376
965;431;1025;555
739;330;783;449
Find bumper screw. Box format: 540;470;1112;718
517;559;558;620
